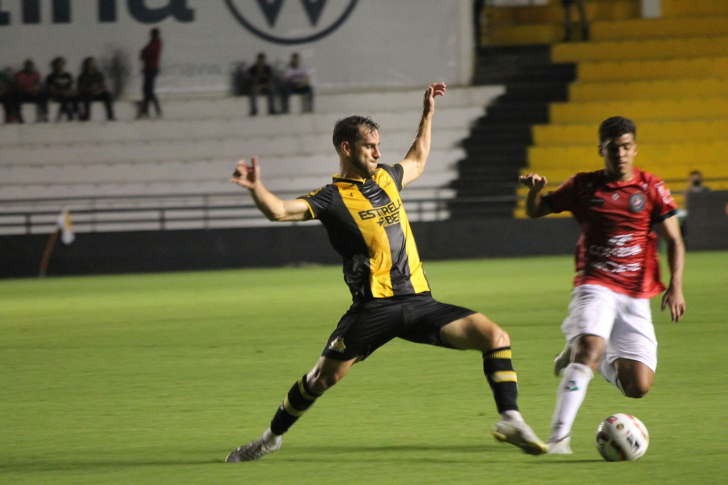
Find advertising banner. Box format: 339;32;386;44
0;0;474;95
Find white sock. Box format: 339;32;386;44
549;363;594;442
262;428;282;450
500;410;524;422
598;356;617;387
598;357;628;396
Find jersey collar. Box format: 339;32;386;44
602;167;646;189
332;169;379;185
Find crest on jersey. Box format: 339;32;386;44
329;337;346;353
629;193;646;212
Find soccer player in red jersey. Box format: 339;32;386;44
519;116;686;454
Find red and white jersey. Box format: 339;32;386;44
544;168;679;299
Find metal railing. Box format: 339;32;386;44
0;188;520;235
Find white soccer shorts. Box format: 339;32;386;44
561;284;658;371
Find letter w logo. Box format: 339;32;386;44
256;0;328;27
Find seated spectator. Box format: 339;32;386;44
281;53;314;114
247;53;276;116
46;57;77;121
685;170;711;195
77;57;115;121
14;58;48;123
0;68;16;123
562;0;589;42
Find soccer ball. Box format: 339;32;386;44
595;413;649;461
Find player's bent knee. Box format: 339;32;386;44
306;358;355;394
488;323;510;349
573;335;606;369
470;314;510;350
306;370;340;394
622;380;651;399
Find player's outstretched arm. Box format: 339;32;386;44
519;173;553;218
230;156;312;222
656;215;686;322
399;82;447;187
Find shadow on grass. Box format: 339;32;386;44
0;459;219;473
265;443;545;464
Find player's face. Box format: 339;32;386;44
349;128;381;177
600;133;637;182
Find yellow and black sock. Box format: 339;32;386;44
483;347;519;413
270;374;321;435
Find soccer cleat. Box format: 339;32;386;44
492;419;548;455
547;435;573;455
553;343;572;377
225;438;280;463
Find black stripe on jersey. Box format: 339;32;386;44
358;180;415;295
320;187;373;300
652;208;678;224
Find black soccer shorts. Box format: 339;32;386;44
321;292;476;361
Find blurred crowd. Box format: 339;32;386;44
1;29;163;124
234;52;315;116
1;56;115;123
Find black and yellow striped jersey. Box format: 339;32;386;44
298;163;430;301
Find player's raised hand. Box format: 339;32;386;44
230;156;260;189
519;173;548;191
661;285;686;322
423;82;447;115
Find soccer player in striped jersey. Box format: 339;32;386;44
225;83;548;462
519;116;686;454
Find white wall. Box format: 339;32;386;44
0;0;474;95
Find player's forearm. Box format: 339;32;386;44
525;190;545;218
665;235;685;289
403;111;433;169
248;183;288;222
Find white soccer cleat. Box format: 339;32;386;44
553;343;572;377
547;435;573;455
492;419;548;455
225;437;281;462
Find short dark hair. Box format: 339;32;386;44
599;116;636;144
332;116;380;153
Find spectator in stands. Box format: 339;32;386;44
77;57;115;121
0;68;16;123
137;27;163;119
247;53;277;116
562;0;589;42
685;170;711;195
281;53;314;114
46;57;77;121
14;58;48;123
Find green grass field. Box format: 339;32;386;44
1;252;726;485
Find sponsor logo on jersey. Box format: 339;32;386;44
629;193;646;212
358;199;402;227
590;197;605;205
612;193;620;201
592;261;641;273
589;234;642;259
655;182;674;206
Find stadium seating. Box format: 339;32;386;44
0;86;504;233
493;0;728;218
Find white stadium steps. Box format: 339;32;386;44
3;86;503;146
0;86;504;233
0;129;469;167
